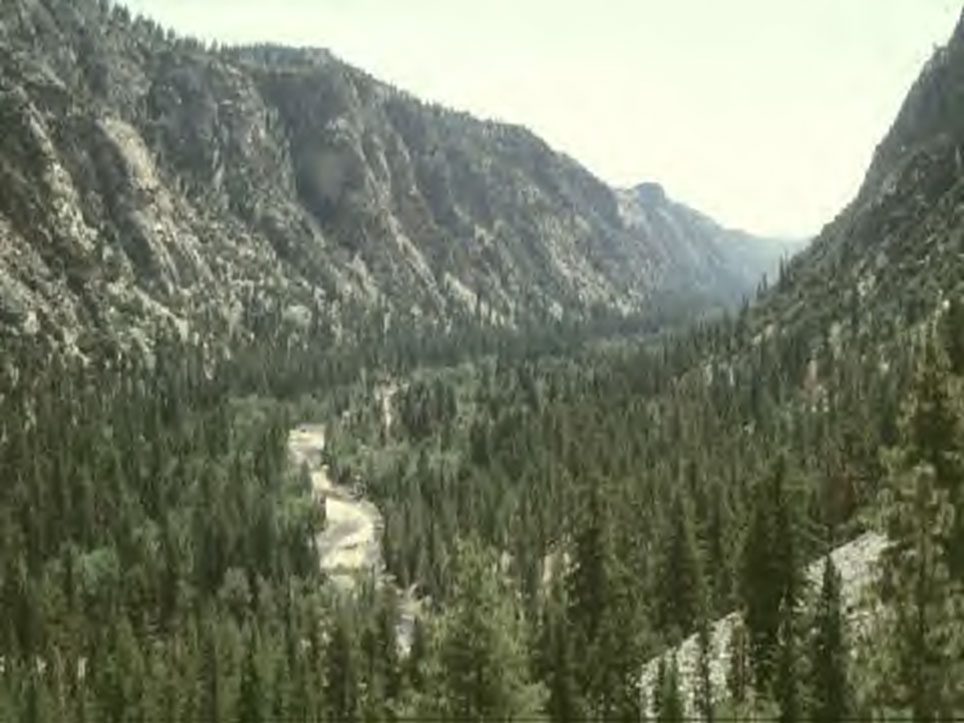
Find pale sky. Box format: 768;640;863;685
121;0;962;238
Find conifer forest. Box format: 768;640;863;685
2;0;964;721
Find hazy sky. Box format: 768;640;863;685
121;0;961;238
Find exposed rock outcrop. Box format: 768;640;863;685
0;0;789;352
638;532;888;719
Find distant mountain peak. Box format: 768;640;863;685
615;183;795;301
633;181;668;205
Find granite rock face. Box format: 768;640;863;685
0;0;787;352
638;532;889;720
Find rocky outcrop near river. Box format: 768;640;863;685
638;531;889;719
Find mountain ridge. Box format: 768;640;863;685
0;0;791;353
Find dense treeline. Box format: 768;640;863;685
0;332;448;721
328;297;964;720
0;334;336;720
0;307;690;722
1;288;962;720
3;1;964;719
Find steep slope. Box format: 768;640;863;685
617;182;796;303
0;0;783;353
752;10;964;346
629;10;964;718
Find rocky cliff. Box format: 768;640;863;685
0;0;787;353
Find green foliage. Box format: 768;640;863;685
808;554;852;722
418;537;545;721
773;597;803;723
739;457;805;688
943;296;964;375
652;654;684;723
725;617;751;707
325;607;359;722
322;267;949;719
656;493;705;639
536;567;585;722
870;335;964;719
0;338;412;722
695;612;716;723
0;120;960;720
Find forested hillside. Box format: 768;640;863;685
1;1;964;722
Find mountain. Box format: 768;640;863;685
0;0;787;353
627;11;964;718
616;181;797;302
752;11;964;345
2;4;963;722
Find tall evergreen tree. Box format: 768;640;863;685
566;479;610;653
725;617;750;708
808;554;852;722
901;336;964;580
423;537;545;721
326;609;359;723
239;626;268;723
565;476;614;709
695;611;715;723
773;597;802;723
655;493;704;639
874;339;964;719
876;462;963;719
653;654;684;723
739;456;802;687
405;617;428;694
943;296;964;375
538;568;585;722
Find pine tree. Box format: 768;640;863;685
808;554;851;722
566;477;613;706
773;597;802;723
545;614;583;723
654;654;684;723
325;609;359;723
592;555;647;721
374;584;402;704
424;537;545;721
943;296;964;375
873;338;964;719
22;668;51;723
739;456;802;688
538;570;585;722
0;670;13;723
901;336;964;580
405;617;427;693
197;614;242;723
239;626;268;723
656;492;704;638
651;655;666;721
725;617;750;707
695;611;715;723
706;480;734;613
876;462;963;720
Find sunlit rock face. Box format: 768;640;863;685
638;532;889;720
0;0;786;351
